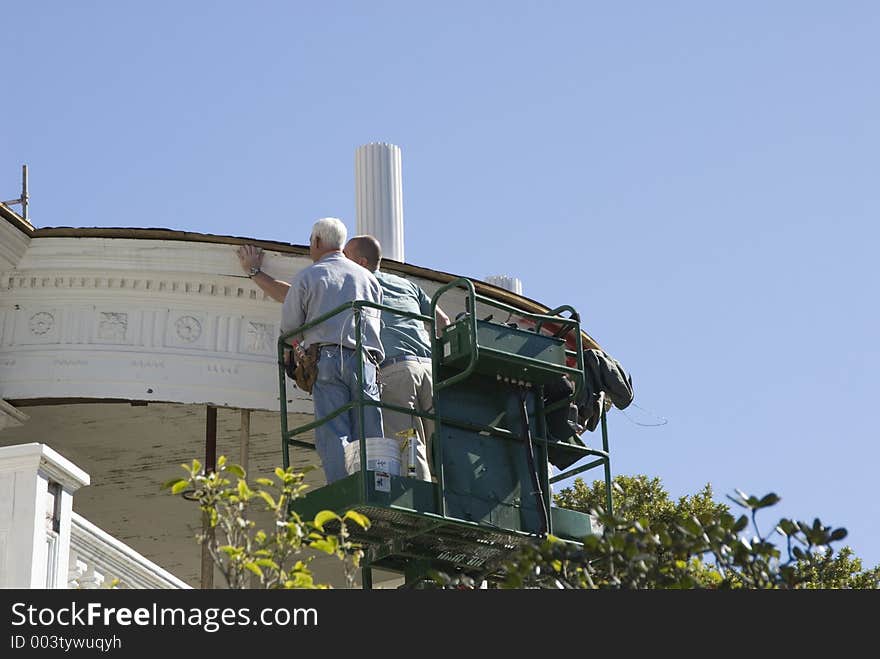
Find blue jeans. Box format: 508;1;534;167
312;345;384;484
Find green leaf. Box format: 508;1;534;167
757;493;781;509
226;464;245;479
161;477;187;491
310;538;338;555
255;558;280;570
830;528;848;542
171;480;190;495
255;478;274;487
258;491;277;509
289;572;315;589
217;455;227;469
236;480;253;499
314;510;341;532
680;517;702;536
244;562;263;578
776;519;797;536
342;510;370;529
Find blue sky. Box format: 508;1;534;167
3;2;879;570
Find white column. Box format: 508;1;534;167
0;443;90;588
486;275;523;296
355;143;405;262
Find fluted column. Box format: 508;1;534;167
486;275;523;296
355;143;405;263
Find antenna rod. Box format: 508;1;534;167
2;164;29;220
21;165;28;221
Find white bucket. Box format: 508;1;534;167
343;437;402;477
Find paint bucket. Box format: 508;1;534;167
344;437;402;476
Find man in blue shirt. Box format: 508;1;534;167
343;235;450;481
240;218;385;485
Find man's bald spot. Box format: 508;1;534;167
346;235;382;271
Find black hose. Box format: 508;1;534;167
518;388;549;536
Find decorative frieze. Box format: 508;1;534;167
97;312;128;343
0;236;463;411
244;321;275;355
28;311;54;336
173;315;202;343
15;308;61;345
1;305;278;356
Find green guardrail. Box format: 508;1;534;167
277;276;614;539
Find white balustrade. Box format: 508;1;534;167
67;512;190;589
0;441;189;589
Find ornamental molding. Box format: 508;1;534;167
0;299;300;410
1;271;281;303
0;235;477;411
0;305;280;356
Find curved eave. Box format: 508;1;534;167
26;225;601;350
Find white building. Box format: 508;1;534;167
0;202;600;588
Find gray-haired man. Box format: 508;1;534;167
243;218;385;484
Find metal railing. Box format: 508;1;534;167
278;300;438;506
277;277;614;527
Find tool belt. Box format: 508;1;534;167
285;343;321;395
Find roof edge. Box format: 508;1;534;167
0;202;34;236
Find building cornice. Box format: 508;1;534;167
19;229;600;348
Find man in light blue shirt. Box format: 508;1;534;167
343;235;449;481
268;218;384;484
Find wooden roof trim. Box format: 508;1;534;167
0;203;34;236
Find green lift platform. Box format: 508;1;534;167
279;277;613;587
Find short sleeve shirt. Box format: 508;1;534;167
373;270;433;362
280;253;384;362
